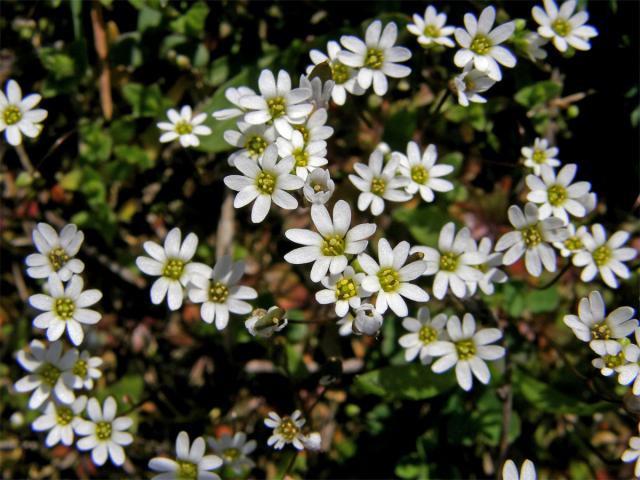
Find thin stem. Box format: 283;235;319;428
15;144;38;176
281;449;298;480
531;261;572;290
431;89;451;116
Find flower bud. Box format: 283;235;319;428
353;304;383;336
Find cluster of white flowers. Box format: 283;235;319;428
15;223;133;468
404;1;597;107
400;309;505;391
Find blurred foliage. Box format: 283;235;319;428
0;0;639;479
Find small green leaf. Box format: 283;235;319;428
515;80;562;108
169;2;209;37
354;364;456;400
121;83;170;118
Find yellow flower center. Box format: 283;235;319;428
371;177;386;196
267;96;286;119
177;461;198;480
418;325;437;345
591;322;611;340
255;171;276;195
464;76;476;91
175;121;193;135
364;48;384;69
470;34;491;55
48;247;70;271
547;184;567;207
455;339;476;360
39;363;61;387
604;351;625;369
95;421;112;441
552;18;571;37
532;149;547;164
378;267;400;292
54;297;75;320
73;359;88;378
410;165;429;185
163;258;185;280
276;417;300;442
245;135;268;158
336;277;357;300
563;236;583;251
521;225;543;248
57;406;74;426
223;447;241;462
208;281;229;303
321;234;345;256
439;252;459;272
293;125;309;143
592;245;611;267
3;105;21;125
293;148;309;168
331;62;350;84
423;24;440;38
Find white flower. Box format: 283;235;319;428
353;303;384;336
553;223;589;257
563;290;638;351
453;63;496;106
339;20;412;96
532;0;598;53
411;222;485;300
73;350;103;390
299;74;334;110
337;315;355;336
454;6;516;81
619;329;640;395
212;86;256;120
29;275;102;346
284;200;376;282
572;224;637;289
407;6;455;48
280;107;334;144
395;142;454;202
207;432;256;474
399;307;447;364
158;106;212;148
32;396;87;447
224;121;276;166
622;425;640;478
466;237;508;296
316;266;369;317
429;313;505;391
149;431;223;480
349;150;411;216
495;203;568;277
0;79;47;146
523;32;548;61
502;459;537;480
303;168;335;205
224;145;304;223
591;341;626;377
307;41;365;105
264;410;306;450
302;432;322;451
358;238;429;317
526;164;593;224
136;227;209;310
25;223;84;282
245;306;288;338
14;340;80;409
521;137;560;175
75;397;133;467
187;255;257;330
276;130;327;180
238;70;313;136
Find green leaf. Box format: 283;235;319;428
101;374;145;404
514;369;612;415
79;120;113;163
137;6;163;33
354;364;456;400
114;145;153;170
121;83;170;118
514;80;562;108
392;205;451;246
383;105;417;150
38;47;75;80
169;1;209;37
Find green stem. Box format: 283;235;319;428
531;261;572;290
280;449;298;480
431;89;451;116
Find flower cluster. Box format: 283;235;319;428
16;222;133;468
